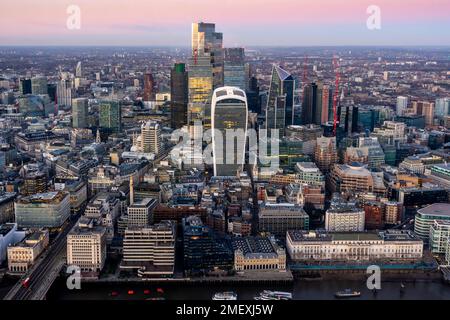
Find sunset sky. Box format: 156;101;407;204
1;0;449;46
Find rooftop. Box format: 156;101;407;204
417;203;450;217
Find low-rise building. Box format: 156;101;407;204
15;191;70;229
8;230;49;273
259;203;309;236
287;229;423;263
232;237;286;272
325;201;365;232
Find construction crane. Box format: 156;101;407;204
332;56;340;136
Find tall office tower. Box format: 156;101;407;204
170;63;188;129
20;78;32;95
191;22;224;89
435;98;450;118
341;105;359;136
56;79;72;107
314;136;337;174
141;120;161;155
188;22;223;131
211;87;248;177
421;101;435;126
47;83;57;102
75;61;82;78
246;76;261;114
315;83;332;125
31;76;48;95
223;48;246;89
265;65;295;135
143;72;155;101
72;98;89;129
99;100;121;134
396;96;408;116
301;82;318;125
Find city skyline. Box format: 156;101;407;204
1;0;450;46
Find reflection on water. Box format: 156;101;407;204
47;279;450;300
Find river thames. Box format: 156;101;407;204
46;279;450;300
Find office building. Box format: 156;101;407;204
22;171;47;196
8;230;49;273
287;230;423;262
429;220;450;254
99;100;121;134
414;203;450;241
314;136;337;174
182;215;233;273
232;237;286;272
364;201;385;230
295;162;325;186
127;198;157;228
141;120;161;155
67;218;106;274
31;76;48;95
143;72;155;101
15;192;70;228
258;203;309;236
121;221;176;277
20;78;32;95
170;63;189;129
223;48;246;89
72;98;89;129
325;201;365;232
211;87;248;177
329;162;374;194
399;156;425;174
56;79;72;107
0;223;25;264
265;65;295;133
396;96;408;116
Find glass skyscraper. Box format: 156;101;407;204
170;63;188;129
72;98;88;129
211;87;248;177
265;65;295;135
224;48;246;90
99;100;121;134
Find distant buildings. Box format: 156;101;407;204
396;96;408;116
99;100;121;134
143;72;155;102
223;48;246;90
140;121;161;155
15;192;70;228
72;98;89;129
287;230;423;263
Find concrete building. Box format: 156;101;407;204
415;204;450;242
329;162;374;194
314;136;337;174
429;220;450;254
67;218;107;274
295;162;325;186
141;120;161;155
232;237;286;272
15;192;70;229
7;230;49;273
0;223;25;264
127;198;157;228
325;201;365;232
121;221;176;277
399;156;425;175
287;230;423;262
258;203;309;236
